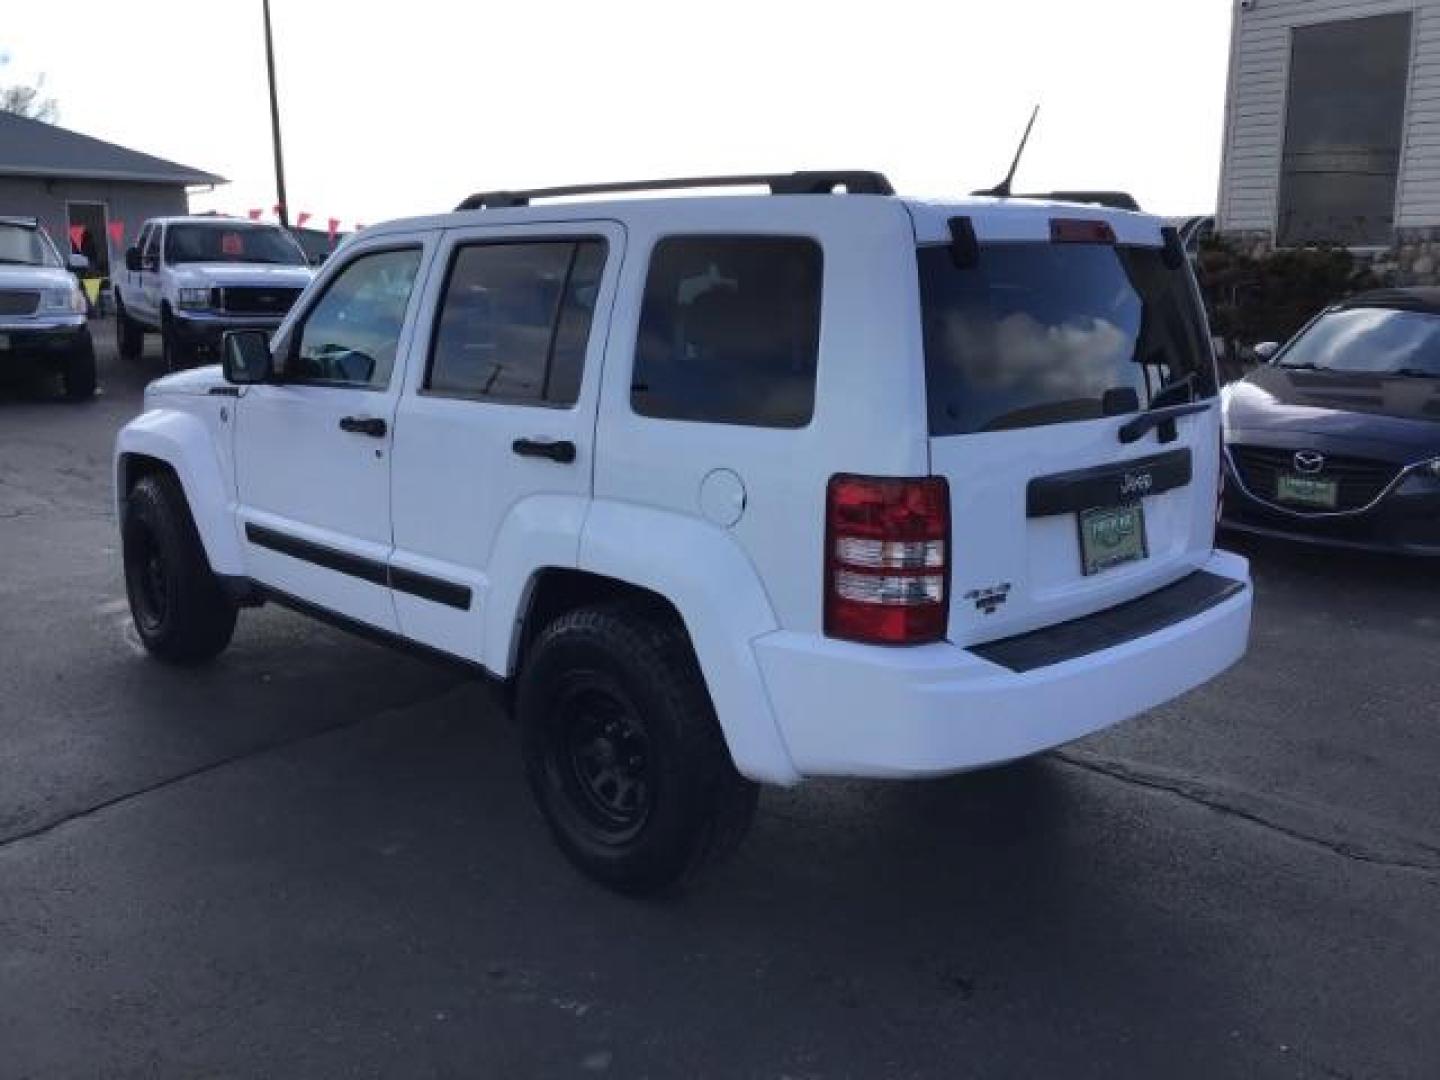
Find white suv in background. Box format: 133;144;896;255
113;216;314;370
0;215;95;399
114;172;1252;893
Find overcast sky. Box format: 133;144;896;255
4;0;1232;227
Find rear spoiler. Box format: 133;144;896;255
1011;191;1141;212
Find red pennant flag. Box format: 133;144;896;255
107;220;125;245
327;217;340;242
355;221;366;232
247;208;263;221
296;212;311;229
272;204;284;218
68;224;86;251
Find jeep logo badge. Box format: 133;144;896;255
1120;472;1153;497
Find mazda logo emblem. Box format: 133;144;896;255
1294;450;1325;474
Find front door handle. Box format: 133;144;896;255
339;415;387;437
512;437;576;463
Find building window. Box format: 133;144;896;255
1277;12;1412;248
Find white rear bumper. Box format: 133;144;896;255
754;550;1252;779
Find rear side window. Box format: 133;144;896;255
632;236;822;428
919;243;1214;435
427;240;605;407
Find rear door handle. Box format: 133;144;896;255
512;437;576;463
339;415;387;437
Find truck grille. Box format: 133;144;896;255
218;286;303;316
1228;445;1401;512
0;290;40;317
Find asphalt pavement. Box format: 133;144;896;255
1;323;1437;1079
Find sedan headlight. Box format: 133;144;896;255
38;286;87;315
176;286;213;310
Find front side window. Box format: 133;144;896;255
632;236;822;428
426;239;606;406
291;247;423;389
0;224;60;267
165;222;308;266
920;242;1214;435
1277;13;1412;247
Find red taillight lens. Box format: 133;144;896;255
825;474;950;645
1050;217;1116;244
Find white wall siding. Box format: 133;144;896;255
1218;0;1440;237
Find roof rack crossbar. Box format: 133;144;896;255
456;170;894;210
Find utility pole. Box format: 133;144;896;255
262;0;290;228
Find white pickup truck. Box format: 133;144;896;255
113;216;314;370
114;173;1253;894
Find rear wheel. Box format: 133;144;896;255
518;605;757;895
61;331;97;400
122;472;237;664
115;295;144;361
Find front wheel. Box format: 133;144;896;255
122;472;237;664
518;605;757;895
61;331;97;400
160;310;186;372
115;296;144;361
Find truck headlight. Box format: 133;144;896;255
176;287;212;310
38;286;87;314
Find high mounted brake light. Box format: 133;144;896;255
825;475;950;645
1050;218;1116;244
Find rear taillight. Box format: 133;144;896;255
825;475;950;645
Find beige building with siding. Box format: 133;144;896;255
1218;0;1440;278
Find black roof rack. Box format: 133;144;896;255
1011;190;1141;212
455;170;895;210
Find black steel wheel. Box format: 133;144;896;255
122;472;237;664
519;604;757;895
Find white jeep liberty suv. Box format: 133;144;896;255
114;172;1252;893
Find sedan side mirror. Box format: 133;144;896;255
223;329;275;385
69;253;90;273
1252;341;1281;363
124;246;141;273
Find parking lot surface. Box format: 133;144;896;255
2;326;1438;1079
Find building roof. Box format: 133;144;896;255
0;111;226;187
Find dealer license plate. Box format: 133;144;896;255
1079;503;1148;576
1276;474;1338;509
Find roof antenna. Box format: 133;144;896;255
974;105;1039;198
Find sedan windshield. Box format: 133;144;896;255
1279;307;1440;377
165;222;308;266
0;223;62;267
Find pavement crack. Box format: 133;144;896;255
0;681;473;853
1055;750;1440;877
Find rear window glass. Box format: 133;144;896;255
632;236;822;428
919;243;1214;435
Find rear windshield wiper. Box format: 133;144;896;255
1117;388;1213;444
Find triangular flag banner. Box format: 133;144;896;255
247;208;263;221
296;212;311;229
107;220;125;245
68;224;86;251
327;217;340;242
273;204;284;217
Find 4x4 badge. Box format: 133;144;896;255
964;582;1012;614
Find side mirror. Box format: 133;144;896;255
69;253;91;273
124;246;141;273
222;329;274;385
1253;341;1280;363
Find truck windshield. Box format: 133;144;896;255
165;222;308;266
919;243;1215;435
0;223;61;267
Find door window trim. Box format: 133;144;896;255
282;241;426;393
418;234;610;410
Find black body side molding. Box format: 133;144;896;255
244;523;473;611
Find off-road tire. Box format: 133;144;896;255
160;309;183;372
61;331;97;400
518;604;758;895
122;472;237;665
115;295;144;361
